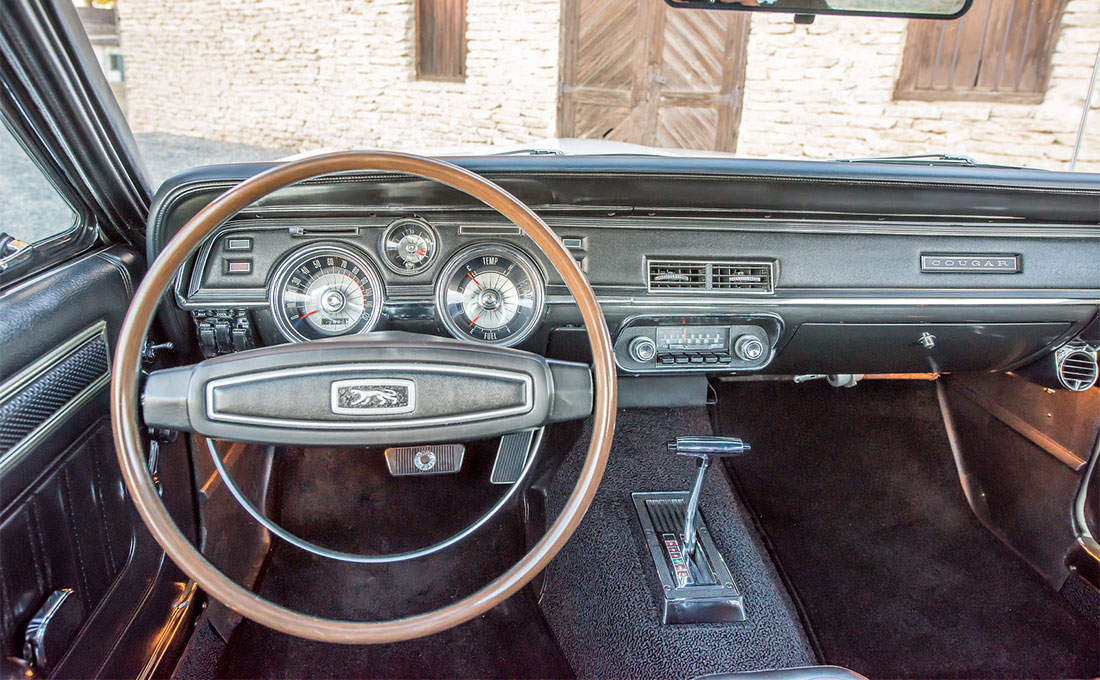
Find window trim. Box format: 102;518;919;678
0;98;98;288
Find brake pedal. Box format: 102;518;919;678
384;444;465;476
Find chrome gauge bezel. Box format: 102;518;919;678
434;243;546;347
379;218;439;276
269;243;385;343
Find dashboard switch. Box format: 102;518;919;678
198;326;217;358
213;321;232;353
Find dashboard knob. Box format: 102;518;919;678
734;335;766;362
629;336;658;363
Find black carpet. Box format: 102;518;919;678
541;408;817;679
217;442;573;679
712;380;1099;679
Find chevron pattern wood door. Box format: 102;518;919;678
558;0;749;153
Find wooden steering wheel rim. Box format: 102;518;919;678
110;151;617;644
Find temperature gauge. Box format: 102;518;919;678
381;218;437;275
435;244;545;346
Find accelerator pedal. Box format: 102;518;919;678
490;429;542;484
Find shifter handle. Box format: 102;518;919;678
667;436;751;458
668;435;751;560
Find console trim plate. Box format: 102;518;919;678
632;491;746;624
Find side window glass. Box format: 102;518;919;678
0;124;78;246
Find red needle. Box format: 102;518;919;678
468;315;481;327
417;249;428;256
466;272;480;286
293;310;318;327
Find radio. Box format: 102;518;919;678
614;316;779;373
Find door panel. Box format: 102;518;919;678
0;246;196;678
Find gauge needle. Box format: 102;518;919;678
294;310;317;326
417;249;428;256
466;272;480;286
468;315;481;327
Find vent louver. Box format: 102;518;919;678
1057;348;1098;392
648;261;707;290
647;259;774;294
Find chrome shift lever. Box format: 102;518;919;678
667;436;751;558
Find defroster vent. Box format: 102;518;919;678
648;259;774;294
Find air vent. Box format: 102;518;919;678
648;261;707;290
1057;348;1098;391
647;259;774;294
712;263;773;292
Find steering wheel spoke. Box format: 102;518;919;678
143;331;592;446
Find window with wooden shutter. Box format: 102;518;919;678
895;0;1066;103
415;0;468;81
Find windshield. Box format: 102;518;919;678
77;0;1098;184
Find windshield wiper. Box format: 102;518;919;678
491;147;567;156
834;153;1036;170
836;153;978;166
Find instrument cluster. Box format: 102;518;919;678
262;218;547;348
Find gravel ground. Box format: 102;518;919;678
1;131;291;245
136;132;294;189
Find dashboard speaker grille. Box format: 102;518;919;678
647;259;774;294
1057;349;1098;391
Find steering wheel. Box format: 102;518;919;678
110;152;617;644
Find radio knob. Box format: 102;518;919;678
629;336;658;363
734;335;766;362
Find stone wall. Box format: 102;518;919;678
736;1;1100;171
117;0;1099;171
117;0;561;152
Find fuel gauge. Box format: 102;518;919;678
381;218;437;275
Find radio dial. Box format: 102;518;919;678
629;336;658;363
734;335;766;362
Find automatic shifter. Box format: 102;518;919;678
667;436;751;557
631;435;752;624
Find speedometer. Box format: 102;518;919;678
435;244;545;346
270;244;384;342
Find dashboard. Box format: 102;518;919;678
185;222;549;348
150;155;1100;398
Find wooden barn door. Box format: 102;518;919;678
558;0;750;153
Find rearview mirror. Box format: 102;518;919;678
665;0;971;19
